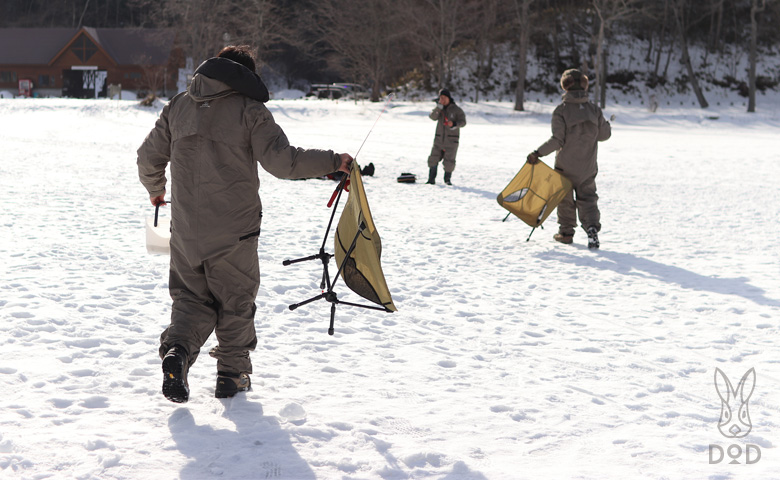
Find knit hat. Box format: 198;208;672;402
560;69;588;91
438;88;454;102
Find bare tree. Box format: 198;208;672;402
313;0;412;101
470;0;503;103
671;0;709;108
592;0;640;108
157;0;233;65
512;0;535;111
747;0;766;113
707;0;726;53
409;0;474;90
76;0;91;29
135;54;167;97
223;0;292;66
651;0;672;80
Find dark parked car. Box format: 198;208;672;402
308;83;369;100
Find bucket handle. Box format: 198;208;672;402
153;201;171;227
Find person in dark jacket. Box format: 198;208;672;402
426;88;466;185
527;69;611;249
137;45;352;403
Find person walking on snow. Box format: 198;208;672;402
426;88;466;185
137;45;352;403
526;69;611;249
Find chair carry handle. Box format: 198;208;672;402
153;201;171;227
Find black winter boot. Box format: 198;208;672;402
426;166;437;184
586;226;600;249
443;171;452;185
162;345;190;403
215;371;251;398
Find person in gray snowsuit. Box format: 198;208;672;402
527;69;611;249
426;88;466;185
137;45;352;403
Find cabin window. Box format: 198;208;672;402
38;74;56;87
0;71;17;83
71;35;98;63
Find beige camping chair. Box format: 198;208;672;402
285;163;396;335
497;161;573;241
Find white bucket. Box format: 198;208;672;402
145;207;171;255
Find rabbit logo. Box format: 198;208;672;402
714;368;756;438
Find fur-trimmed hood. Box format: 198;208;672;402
189;57;270;103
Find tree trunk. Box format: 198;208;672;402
552;17;561;72
709;0;725;53
595;21;606;108
747;0;766;113
372;76;381;103
644;34;653;63
600;45;608;108
592;1;608;108
438;0;446;88
474;34;484;103
513;0;532;111
653;0;669;78
673;1;708;108
77;0;91;29
568;21;579;69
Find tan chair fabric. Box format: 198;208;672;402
334;163;397;312
497;161;573;227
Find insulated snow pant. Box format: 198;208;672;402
159;234;260;375
427;146;458;173
556;174;600;236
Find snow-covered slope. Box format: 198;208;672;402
0;95;778;479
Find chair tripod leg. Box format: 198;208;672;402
328;302;336;336
289;293;326;311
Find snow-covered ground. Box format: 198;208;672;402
1;93;779;479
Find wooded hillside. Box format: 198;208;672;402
3;0;778;110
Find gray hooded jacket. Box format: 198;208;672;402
536;90;611;183
138;58;340;264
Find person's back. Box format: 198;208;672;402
137;45;352;403
547;90;611;184
164;67;266;262
140;56;337;263
526;69;610;249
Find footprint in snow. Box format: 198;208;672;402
524;331;545;338
575;347;602;353
80;396;109;409
490;405;512;413
648;383;675;393
326;422;353;431
49;398;73;409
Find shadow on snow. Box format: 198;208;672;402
538;248;780;307
168;400;315;479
